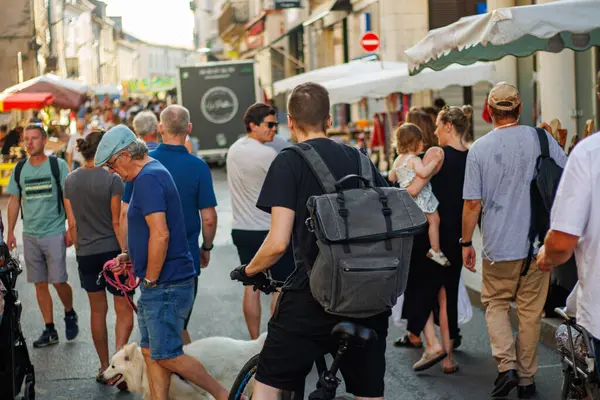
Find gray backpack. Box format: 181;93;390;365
288;143;427;318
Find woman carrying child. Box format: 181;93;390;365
389;123;448;266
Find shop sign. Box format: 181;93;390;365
265;0;301;9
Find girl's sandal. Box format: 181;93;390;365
442;363;460;374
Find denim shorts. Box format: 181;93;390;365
137;278;194;360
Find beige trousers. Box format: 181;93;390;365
481;258;550;385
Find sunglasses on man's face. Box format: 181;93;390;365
266;121;279;129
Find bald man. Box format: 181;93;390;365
119;106;218;344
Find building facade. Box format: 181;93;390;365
212;0;598;142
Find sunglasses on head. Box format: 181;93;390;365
266;121;279;129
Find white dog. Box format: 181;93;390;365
100;334;266;400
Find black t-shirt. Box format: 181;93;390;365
412;146;468;264
256;138;388;290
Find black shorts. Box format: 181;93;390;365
231;229;295;283
255;286;389;397
76;250;132;297
183;276;199;330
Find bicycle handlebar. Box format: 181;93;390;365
230;265;282;294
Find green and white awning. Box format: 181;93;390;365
405;0;600;75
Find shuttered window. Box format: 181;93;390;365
428;0;481;30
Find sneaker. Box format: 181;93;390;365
64;311;79;341
426;249;451;267
33;328;59;348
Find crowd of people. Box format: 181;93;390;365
1;74;598;400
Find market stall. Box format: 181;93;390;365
323;62;495;105
0;92;55;112
273;61;407;96
2;74;87;110
404;0;600;75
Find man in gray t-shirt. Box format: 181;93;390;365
461;82;567;398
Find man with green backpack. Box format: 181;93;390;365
5;125;78;348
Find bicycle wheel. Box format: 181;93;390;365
229;354;260;400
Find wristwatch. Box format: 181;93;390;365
202;243;214;252
459;238;473;248
143;277;158;288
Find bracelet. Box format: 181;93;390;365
202;243;214;252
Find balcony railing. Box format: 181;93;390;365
218;0;249;42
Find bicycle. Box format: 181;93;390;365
554;307;599;399
229;267;378;400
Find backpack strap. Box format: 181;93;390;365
522;128;552;276
357;148;373;186
48;156;64;215
535;128;550;158
284;143;337;194
13;159;27;220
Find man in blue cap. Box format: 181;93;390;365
95;125;228;400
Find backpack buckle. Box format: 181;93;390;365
382;207;392;216
338;208;349;218
305;217;315;233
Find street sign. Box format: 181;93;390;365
361;32;380;53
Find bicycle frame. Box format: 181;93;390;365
555;308;600;399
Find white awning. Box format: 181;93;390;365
405;0;600;75
323;62;496;105
273;61;406;96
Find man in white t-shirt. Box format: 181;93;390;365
226;103;295;340
537;131;600;376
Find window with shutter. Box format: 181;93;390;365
428;0;480;30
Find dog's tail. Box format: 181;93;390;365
255;332;267;349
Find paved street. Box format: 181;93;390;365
9;167;563;399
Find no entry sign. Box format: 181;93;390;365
361;32;380;52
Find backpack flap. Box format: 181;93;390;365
307;186;427;243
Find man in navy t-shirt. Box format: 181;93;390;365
120;105;218;344
95;125;228;400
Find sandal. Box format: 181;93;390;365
393;334;423;348
427;249;451;267
413;350;448;372
95;369;109;385
443;363;460;374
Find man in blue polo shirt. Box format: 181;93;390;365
120;105;217;344
95;125;227;400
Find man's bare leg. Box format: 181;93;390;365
252;381;290;399
182;329;192;345
141;347;171;400
157;353;229;400
34;283;54;324
243;286;261;339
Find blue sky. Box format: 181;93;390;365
104;0;195;48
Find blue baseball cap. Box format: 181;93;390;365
94;124;137;167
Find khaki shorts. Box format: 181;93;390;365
23;232;68;284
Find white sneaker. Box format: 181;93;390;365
427;249;451;267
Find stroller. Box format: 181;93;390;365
0;244;35;400
555;307;599;399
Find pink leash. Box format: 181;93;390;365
100;259;140;313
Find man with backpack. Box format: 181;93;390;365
5;125;78;348
230;83;425;399
462;82;567;398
